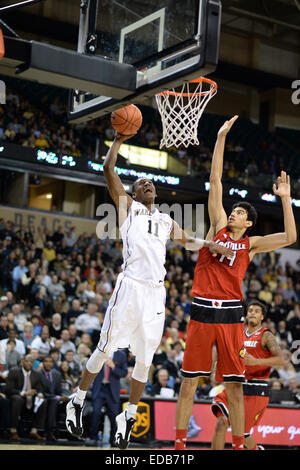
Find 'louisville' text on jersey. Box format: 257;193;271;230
215;239;247;251
244;340;258;348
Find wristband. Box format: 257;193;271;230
185;238;205;251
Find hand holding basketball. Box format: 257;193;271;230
111;104;143;136
115;133;136;143
217;115;239;138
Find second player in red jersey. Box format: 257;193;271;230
211;300;284;450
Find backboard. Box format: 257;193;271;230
68;0;221;123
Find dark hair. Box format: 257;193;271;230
30;314;40;320
50;348;59;354
232;202;258;233
246;300;267;319
7;339;16;345
132;178;155;196
43;355;54;363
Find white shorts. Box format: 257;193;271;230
98;273;166;367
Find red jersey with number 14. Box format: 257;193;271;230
191;227;250;301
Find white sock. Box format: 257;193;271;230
126;403;138;419
74;388;86;405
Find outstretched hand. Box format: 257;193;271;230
273;171;291;198
217;115;239;138
207;241;234;258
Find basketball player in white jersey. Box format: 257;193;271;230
66;133;233;449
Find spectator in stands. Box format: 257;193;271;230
6;312;19;335
30;314;42;336
49;347;62;370
12;259;28;294
20;263;38;303
150;368;174;397
20;321;36;352
35;132;50;149
0;328;26;356
68;324;80;347
166;327;185;351
173;341;184;368
29;325;54;360
283;278;298;301
74;302;101;339
287;378;300;399
40;355;68;441
0;315;9;340
74;343;91;370
11;303;28;333
5;339;22;369
43;241;56;264
159;348;181;395
277;320;292;346
77;332;93;351
258;284;273;304
58;360;78;398
49;313;63;340
63;349;81;380
268;293;288;324
5;354;47;441
0;296;10;316
64;273;78;302
29;348;41;370
60;329;76;356
48;274;65;301
276;352;297;386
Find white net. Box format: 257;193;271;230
155;78;217;149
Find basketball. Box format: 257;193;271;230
111;104;143;136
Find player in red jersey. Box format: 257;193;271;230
175;116;297;451
211;300;284;450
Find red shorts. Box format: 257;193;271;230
181;299;245;383
212;386;269;435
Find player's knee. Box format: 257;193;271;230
225;383;243;403
86;348;108;374
132;361;150;383
215;416;228;433
179;377;198;399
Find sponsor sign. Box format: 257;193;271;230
154;401;300;446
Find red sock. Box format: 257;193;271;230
175;429;187;450
232;435;244;450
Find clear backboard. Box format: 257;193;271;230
68;0;221;123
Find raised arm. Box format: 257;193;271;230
170;221;234;258
103;134;134;211
249;171;297;259
207;116;239;240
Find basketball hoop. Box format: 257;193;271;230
155;77;217;149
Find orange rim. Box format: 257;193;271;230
158;77;217;97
